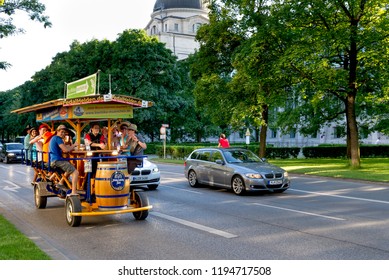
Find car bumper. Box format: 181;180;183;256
7;155;23;162
244;177;290;192
130;172;160;187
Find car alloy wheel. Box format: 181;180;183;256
232;175;245;195
188;170;199;188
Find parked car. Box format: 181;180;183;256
0;142;24;164
184;147;290;195
130;158;160;190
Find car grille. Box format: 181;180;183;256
132;178;160;184
264;173;283;179
132;169;152;176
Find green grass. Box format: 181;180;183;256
0;215;51;260
152;157;389;183
268;158;389;183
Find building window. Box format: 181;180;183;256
289;129;296;139
359;126;369;139
334;126;344;138
174;23;179;31
192;23;202;33
270;128;277;138
164;23;167;32
310;131;318;138
151;25;157;35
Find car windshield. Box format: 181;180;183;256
7;144;23;150
222;149;263;164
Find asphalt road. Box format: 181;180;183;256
1;161;389;260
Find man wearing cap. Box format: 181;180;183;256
49;124;79;196
119;122;147;173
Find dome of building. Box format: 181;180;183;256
153;0;206;12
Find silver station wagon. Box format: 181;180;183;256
184;148;290;195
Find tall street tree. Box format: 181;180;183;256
269;0;389;168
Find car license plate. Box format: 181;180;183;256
268;180;282;185
17;156;22;159
132;176;148;181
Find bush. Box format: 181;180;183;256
147;142;389;159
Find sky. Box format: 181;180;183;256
0;0;156;91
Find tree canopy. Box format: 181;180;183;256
0;0;51;69
190;0;389;167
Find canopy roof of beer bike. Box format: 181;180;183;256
11;94;153;121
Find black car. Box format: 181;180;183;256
0;142;24;163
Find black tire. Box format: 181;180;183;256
65;196;82;227
231;175;246;195
188;170;200;188
34;185;47;209
132;191;149;220
147;184;159;190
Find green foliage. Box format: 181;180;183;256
0;29;205;142
0;0;51;70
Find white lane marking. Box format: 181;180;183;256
161;171;184;176
16;170;27;175
310;180;329;184
162;185;203;194
291;189;389;205
3;180;22;192
152;212;238;238
162;177;187;183
252;202;345;221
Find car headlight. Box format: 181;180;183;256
8;153;15;156
284;171;289;178
152;167;159;173
245;173;263;179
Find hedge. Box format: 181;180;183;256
146;143;389;159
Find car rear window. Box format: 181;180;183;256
198;151;211;161
190;151;200;159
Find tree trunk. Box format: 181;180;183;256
346;20;360;168
259;104;268;158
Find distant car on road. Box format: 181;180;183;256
0;142;24;164
184;147;290;195
130;158;160;190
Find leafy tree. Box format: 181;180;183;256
268;0;389;168
108;29;188;141
190;2;245;136
4;29;201;143
0;0;51;69
191;1;291;156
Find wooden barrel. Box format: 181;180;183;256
95;161;130;209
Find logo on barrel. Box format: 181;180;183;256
110;171;126;191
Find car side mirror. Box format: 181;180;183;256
215;159;224;165
261;158;267;162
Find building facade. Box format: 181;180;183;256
145;0;209;60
